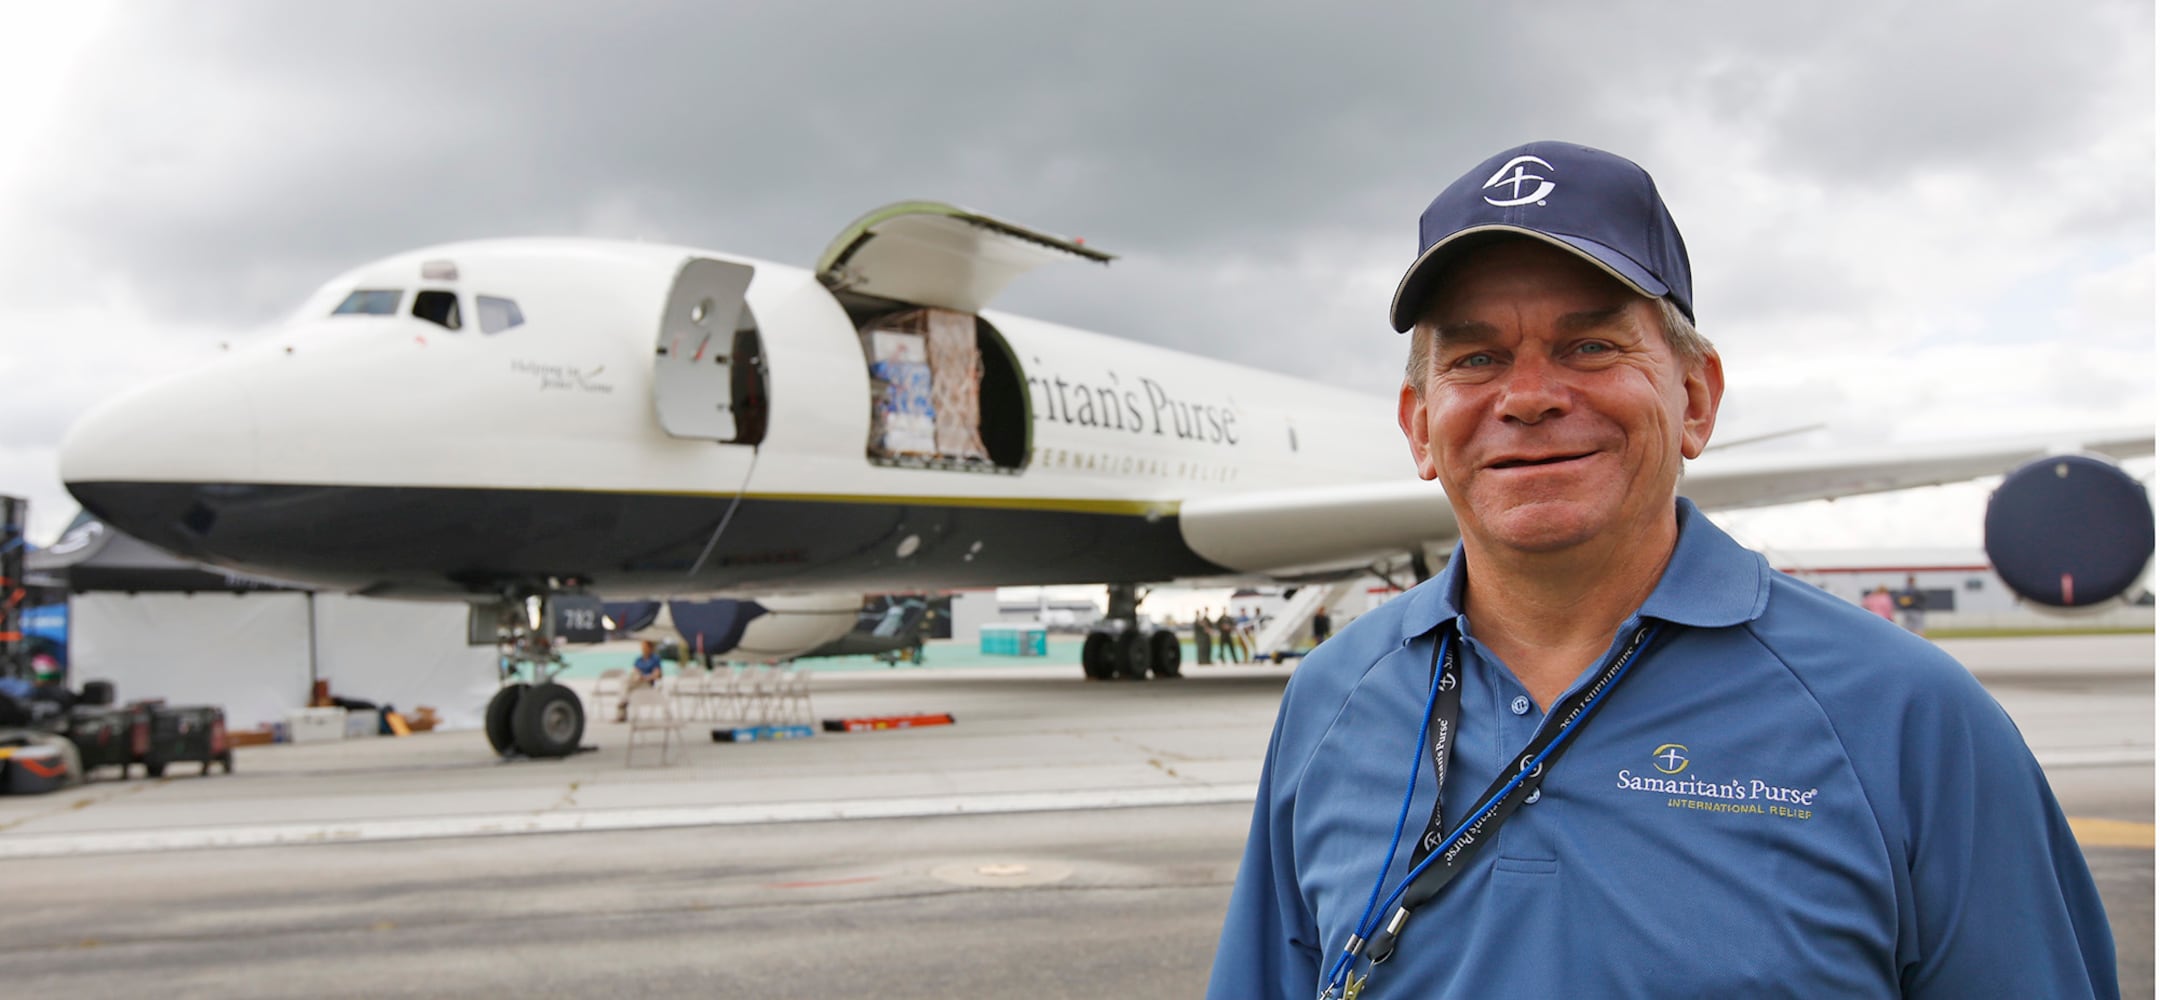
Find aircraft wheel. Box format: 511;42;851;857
1148;631;1183;679
512;682;585;758
1114;631;1152;680
1081;633;1116;680
485;683;528;756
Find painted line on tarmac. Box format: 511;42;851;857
0;782;1263;860
2069;818;2156;849
2034;747;2155;768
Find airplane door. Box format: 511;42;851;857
653;258;758;442
816;201;1113;314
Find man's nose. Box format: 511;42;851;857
1495;355;1570;424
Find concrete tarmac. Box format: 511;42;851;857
0;635;2148;997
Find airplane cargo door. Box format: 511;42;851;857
653;258;762;444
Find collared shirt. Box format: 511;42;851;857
1209;499;2116;999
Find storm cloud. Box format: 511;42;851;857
1;0;2150;543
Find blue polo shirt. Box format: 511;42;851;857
1210;499;2116;999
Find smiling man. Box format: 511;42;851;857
1208;142;2117;999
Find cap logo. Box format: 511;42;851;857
1481;155;1555;207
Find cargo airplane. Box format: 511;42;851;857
57;202;2155;758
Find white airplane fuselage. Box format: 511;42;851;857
59;216;2149;758
60;237;1408;599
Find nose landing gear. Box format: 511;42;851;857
480;594;591;759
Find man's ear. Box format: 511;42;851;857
1399;383;1441;480
1679;350;1724;460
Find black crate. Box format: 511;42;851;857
145;706;232;778
64;705;150;780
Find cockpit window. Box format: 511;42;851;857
477;295;525;334
332;289;401;316
412;290;461;330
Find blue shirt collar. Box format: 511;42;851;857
1399;496;1770;643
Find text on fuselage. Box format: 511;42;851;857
1026;364;1240;446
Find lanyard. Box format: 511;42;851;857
1408;635;1462;867
1322;620;1662;1000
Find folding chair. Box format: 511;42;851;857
742;665;779;725
776;666;816;727
590;668;629;720
624;686;683;766
713;664;751;724
669;668;712;722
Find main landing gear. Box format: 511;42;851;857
482;594;588;759
1079;583;1181;681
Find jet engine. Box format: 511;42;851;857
1983;454;2154;608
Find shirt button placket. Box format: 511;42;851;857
1508;694;1541;803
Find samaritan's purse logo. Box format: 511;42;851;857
1616;742;1819;821
1482;155;1556;207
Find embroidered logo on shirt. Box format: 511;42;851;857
1616;745;1818;821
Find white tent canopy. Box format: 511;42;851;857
69;592;497;733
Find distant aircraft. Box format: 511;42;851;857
56;202;2155;758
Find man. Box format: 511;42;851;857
1194;608;1216;665
1218;608;1246;662
1895;573;1929;634
1208;141;2115;999
616;639;667;720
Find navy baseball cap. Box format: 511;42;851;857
1389;141;1693;332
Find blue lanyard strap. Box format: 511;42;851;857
1321;621;1663;998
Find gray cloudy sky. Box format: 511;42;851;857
1;1;2152;550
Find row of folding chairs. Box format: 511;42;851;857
665;664;814;726
606;665;817;766
592;664;810;724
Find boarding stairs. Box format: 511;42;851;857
1249;579;1359;662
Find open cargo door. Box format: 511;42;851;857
815;201;1113;313
653;257;761;443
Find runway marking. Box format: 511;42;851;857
2069;817;2155;849
0;783;1263;860
2034;747;2155;769
765;875;881;890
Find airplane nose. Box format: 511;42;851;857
60;361;260;492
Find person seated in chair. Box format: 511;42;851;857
615;640;666;720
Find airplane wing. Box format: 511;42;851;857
1680;426;2153;511
1179;427;2154;576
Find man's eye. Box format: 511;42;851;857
1457;353;1494;368
1575;341;1614;356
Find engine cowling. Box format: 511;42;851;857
1983;454;2154;607
661;593;860;662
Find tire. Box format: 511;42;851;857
1080;633;1116;680
1148;631;1183;679
511;682;585;758
1113;631;1151;680
485;684;527;756
145;759;166;778
220;752;234;774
